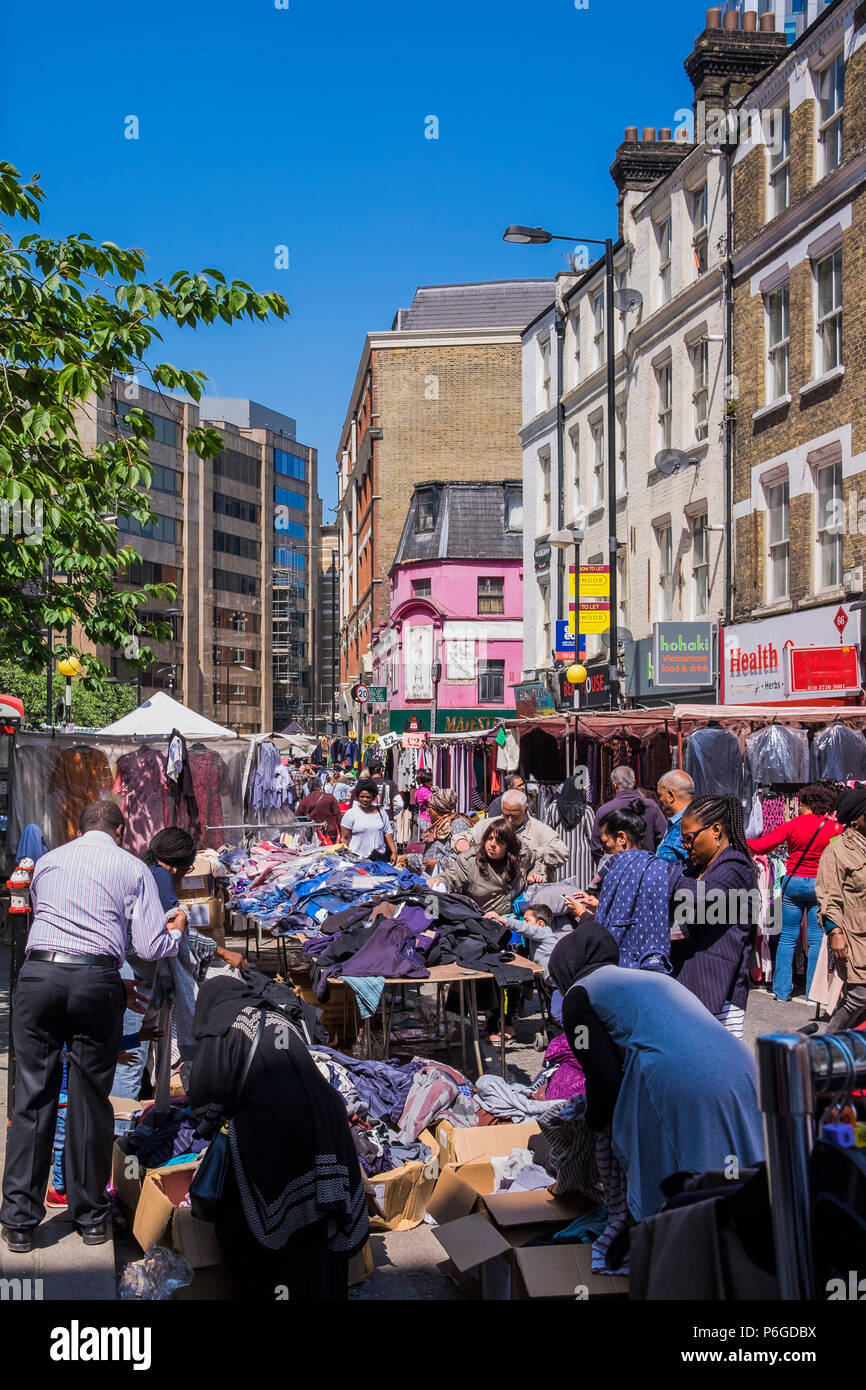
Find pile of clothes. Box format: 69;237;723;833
222;841;538;1012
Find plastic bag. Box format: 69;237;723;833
119;1244;194;1301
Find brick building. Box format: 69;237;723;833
335;281;553;712
521;7;786;704
315;523;340;728
727;0;866;703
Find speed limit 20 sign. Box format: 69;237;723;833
353;683;369;704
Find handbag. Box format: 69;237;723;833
189;1009;265;1222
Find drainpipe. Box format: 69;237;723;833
723;145;735;627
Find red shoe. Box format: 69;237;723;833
46;1188;67;1208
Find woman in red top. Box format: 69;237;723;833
748;783;840;1004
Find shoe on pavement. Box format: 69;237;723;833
75;1220;110;1246
1;1226;34;1254
45;1187;67;1208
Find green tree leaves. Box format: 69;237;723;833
0;162;289;686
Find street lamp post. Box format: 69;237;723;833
503;225;619;708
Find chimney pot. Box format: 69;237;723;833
658;127;672;141
759;11;775;29
723;9;739;29
642;127;656;142
742;8;757;30
624;126;639;142
705;6;722;27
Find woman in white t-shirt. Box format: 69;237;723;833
339;780;397;863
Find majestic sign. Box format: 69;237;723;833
652;623;713;687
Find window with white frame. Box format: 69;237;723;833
766;284;790;401
769;105;791;218
766;478;790;600
591;420;605;507
540;582;551;661
617;548;628;630
616;406;627;495
568;426;580;521
569;308;581;388
616;273;628;351
656;523;674;621
657;216;672;305
538;450;552;533
691;513;709;618
592;292;605;370
691;184;708;275
691;340;709;442
816;460;843;590
657;363;673;452
818;53;844;176
815;247;842;375
539;336;552;412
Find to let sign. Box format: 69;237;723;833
788;645;860;696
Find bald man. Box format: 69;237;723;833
655;770;695;865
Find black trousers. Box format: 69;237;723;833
0;959;124;1230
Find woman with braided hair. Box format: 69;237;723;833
668;794;758;1039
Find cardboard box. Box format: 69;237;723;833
512;1243;629;1301
434;1119;540;1166
368;1129;440;1232
183;895;224;936
112;1136;146;1214
133;1161;223;1266
431;1159;606;1300
110;1094;144;1124
179;854;216;899
348;1240;374;1287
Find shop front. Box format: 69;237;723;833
388;708;516;735
624;635;716;707
721;604;863;707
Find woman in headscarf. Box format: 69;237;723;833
563;799;672;974
188;970;369;1301
548;920;764;1274
402;788;473;876
112;830;246;1110
668;794;758;1039
815;786;866;1031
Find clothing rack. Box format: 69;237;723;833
757;1028;866;1299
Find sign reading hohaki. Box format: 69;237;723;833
568;565;610;636
652;622;714;687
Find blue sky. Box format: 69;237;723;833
3;0;705;513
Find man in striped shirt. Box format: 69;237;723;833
1;800;186;1254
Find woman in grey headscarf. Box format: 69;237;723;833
401;788;474;875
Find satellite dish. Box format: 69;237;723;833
613;288;643;315
654;448;699;476
596;627;634;652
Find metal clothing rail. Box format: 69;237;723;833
757;1028;866;1300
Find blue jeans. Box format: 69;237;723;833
111;962;155;1134
774;876;821;1002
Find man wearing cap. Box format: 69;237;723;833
1;801;185;1254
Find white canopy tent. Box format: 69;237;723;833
99;691;238;739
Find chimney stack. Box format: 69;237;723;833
610;126;693;238
684;8;787;122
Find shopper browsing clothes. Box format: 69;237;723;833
655;770;695;865
747;783;840;1004
668;794;758;1039
564;799;672;975
816;786;866;1031
548;921;764;1274
339;779;397;863
188;971;369;1301
472;789;569;881
1;802;185;1254
590;766;668;857
440;818;541;914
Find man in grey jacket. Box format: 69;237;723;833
472;790;569;880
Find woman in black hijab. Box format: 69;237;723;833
188;970;369;1301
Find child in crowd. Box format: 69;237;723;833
414;770;434;834
483;901;563;1044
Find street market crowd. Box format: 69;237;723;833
2;736;865;1301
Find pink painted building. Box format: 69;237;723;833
371;481;524;734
